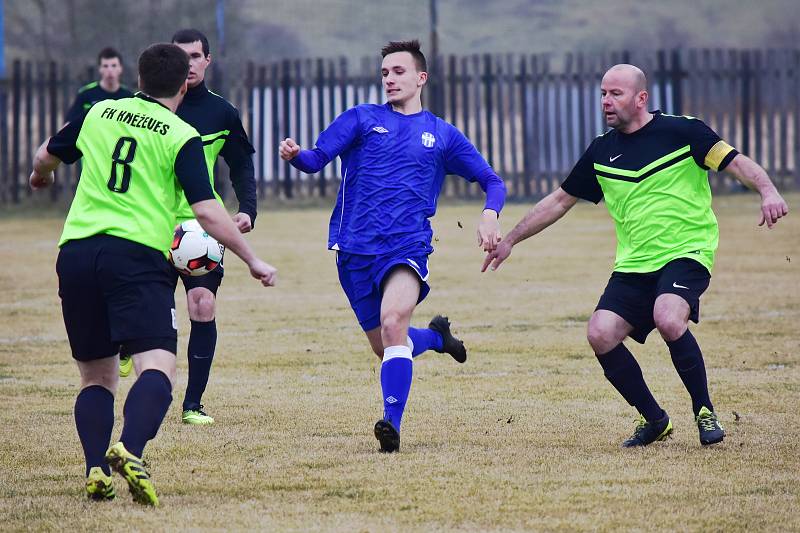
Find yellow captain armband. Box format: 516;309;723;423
704;140;736;171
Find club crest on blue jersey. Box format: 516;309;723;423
372;126;389;133
421;132;436;148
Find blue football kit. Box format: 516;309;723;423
292;103;505;329
290;102;505;443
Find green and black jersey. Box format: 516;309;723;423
174;81;257;224
47;94;215;256
64;81;134;124
561;111;738;274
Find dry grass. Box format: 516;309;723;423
0;193;798;532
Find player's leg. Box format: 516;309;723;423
591;272;672;447
588;309;663;422
374;266;420;452
368;316;466;363
121;348;177;456
365;327;384;358
396;253;466;362
56;238;117;501
106;348;174;507
182;271;222;425
337;252;425;451
655;259;723;445
75;358;118;501
100;236;178;506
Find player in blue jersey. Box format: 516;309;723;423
279;40;506;452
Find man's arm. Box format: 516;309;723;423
30;140;60;189
228;155;257;233
482;187;578;272
279;140;331;173
443;127;506;252
190;199;276;286
473;168;505;252
175;138;276;286
30;115;85;189
279;107;360;172
723;154;788;228
220;112;258;232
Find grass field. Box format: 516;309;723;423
0;193;798;531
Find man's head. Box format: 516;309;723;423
97;47;123;87
601;64;649;131
172;29;211;88
138;43;190;99
380;40;428;107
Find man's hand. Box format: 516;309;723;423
279;138;301;161
248;259;277;287
758;190;788;229
232;212;253;233
477;209;501;252
29;170;54;190
482;240;513;272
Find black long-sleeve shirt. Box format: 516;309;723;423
177;81;258;225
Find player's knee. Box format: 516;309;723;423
587;319;618;355
81;375;118;394
654;311;687;341
380;310;408;343
187;290;216;321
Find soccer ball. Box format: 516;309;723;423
169;219;224;276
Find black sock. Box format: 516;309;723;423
74;385;114;476
596;344;664;422
666;330;712;416
183;319;217;411
120;369;172;458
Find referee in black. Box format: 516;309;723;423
119;29;258;427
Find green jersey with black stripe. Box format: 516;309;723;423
65;81;134;124
56;95;202;254
561;111;738;273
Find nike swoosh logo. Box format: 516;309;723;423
610;154;622;162
672;282;689;289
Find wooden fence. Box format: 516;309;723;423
2;49;799;205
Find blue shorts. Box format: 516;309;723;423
57;234;178;361
336;247;431;331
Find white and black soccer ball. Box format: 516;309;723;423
169;219;224;276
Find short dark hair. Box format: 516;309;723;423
381;40;427;72
171;28;210;57
97;47;122;65
138;43;190;98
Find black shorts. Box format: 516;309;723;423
596;258;711;344
178;264;224;294
57;235;178;361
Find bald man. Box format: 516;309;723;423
483;64;788;448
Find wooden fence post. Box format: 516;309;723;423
11;59;21;203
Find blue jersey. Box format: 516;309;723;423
291;103;505;255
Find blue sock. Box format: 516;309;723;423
74;385;114;476
596;344;664;422
407;326;443;357
380;345;413;430
183;319;217;411
667;330;712;416
120;369;172;458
